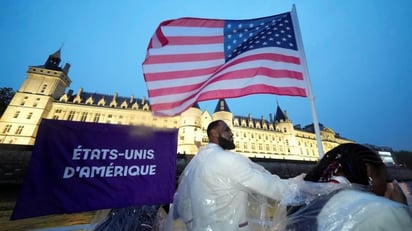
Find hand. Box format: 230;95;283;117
384;180;407;205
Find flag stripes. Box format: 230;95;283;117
143;12;308;116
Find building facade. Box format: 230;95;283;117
0;49;352;161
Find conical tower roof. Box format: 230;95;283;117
274;104;288;122
214;99;231;113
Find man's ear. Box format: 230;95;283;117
209;129;219;141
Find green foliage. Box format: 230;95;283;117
0;87;15;117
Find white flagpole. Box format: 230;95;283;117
290;4;324;158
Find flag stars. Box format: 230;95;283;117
224;12;297;61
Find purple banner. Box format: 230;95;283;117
11;119;178;220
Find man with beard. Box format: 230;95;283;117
169;120;302;231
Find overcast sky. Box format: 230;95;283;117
1;0;411;151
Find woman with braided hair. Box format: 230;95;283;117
285;143;412;230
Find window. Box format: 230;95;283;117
93;113;101;123
40;84;47;93
80;112;88;122
67;111;75;120
15;126;24;135
3;125;12;133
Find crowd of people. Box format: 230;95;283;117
91;120;412;230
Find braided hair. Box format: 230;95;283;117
304;143;385;186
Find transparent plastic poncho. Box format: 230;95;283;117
88;143;412;230
164;143;346;231
285;184;412;230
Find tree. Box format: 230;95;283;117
0;87;15;117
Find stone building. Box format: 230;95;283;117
0;49;352;161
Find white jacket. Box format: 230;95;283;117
173;143;290;231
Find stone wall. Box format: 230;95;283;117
0;144;32;184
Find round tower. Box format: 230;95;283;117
178;103;203;154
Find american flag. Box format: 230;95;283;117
143;11;308;116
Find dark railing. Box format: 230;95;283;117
1;144;411;185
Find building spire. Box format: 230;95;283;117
44;48;62;70
214;99;231;113
274;103;288;122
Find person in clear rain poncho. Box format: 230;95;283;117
166;120;337;231
285;143;412;231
